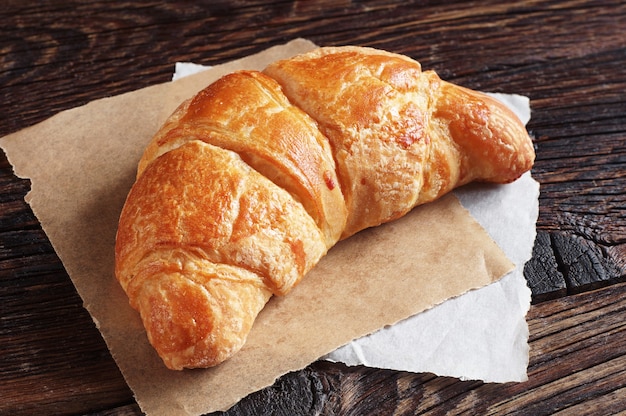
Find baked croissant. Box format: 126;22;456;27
115;46;535;370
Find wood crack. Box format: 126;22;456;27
525;230;625;303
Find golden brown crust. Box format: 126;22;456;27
265;47;435;237
137;71;347;247
116;140;327;369
264;46;534;237
115;45;535;370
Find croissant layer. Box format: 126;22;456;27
115;46;535;369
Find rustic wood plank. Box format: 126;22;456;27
0;266;134;415
551;387;626;416
524;231;567;302
552;231;623;293
1;0;625;414
524;230;625;302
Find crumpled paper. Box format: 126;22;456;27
174;63;539;383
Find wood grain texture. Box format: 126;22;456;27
1;0;625;414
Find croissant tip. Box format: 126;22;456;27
133;273;246;370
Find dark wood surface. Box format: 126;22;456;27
1;1;625;415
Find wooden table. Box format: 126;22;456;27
2;1;625;414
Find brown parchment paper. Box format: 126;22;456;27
0;39;514;415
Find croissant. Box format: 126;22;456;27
114;46;534;370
